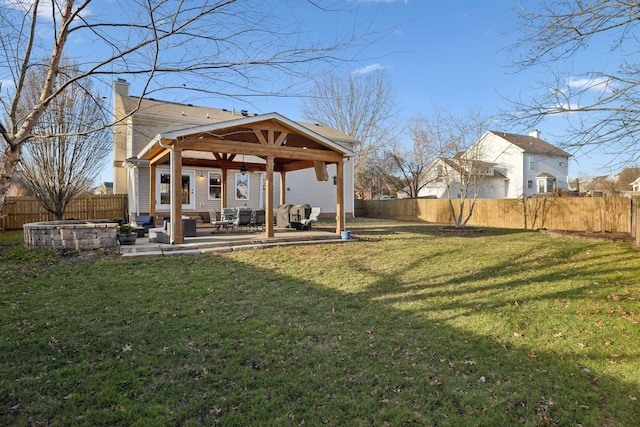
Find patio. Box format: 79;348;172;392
119;223;351;257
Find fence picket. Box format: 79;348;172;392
362;197;636;235
1;195;127;230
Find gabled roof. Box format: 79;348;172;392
118;94;356;152
438;158;507;178
488;131;570;157
147;112;354;157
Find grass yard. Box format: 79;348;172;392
1;219;639;426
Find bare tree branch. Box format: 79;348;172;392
504;0;640;168
0;0;375;210
17;60;110;219
302;69;400;198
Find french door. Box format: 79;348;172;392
156;169;195;211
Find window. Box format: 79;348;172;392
538;180;546;193
527;180;533;189
529;155;536;170
537;177;557;193
208;172;221;199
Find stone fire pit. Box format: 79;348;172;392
23;220;118;250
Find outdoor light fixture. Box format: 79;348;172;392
240;155;248;175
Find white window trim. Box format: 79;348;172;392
156;169;196;211
208;171;222;200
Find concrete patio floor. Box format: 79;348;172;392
119;224;352;257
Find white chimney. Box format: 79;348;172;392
529;129;541;139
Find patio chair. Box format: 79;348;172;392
300;207;321;230
209;209;233;233
250;209;265;231
233;208;252;231
222;208;237;222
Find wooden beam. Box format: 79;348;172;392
280;160;315;173
313;161;329;181
150;150;170;166
274;132;288;147
178;139;343;163
253;129;268;145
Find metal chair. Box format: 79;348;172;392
300;207;321;230
233;208;252;231
250;209;265;231
210;209;232;233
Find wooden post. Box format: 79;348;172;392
221;167;228;210
336;160;345;234
172;146;183;244
279;172;286;205
265;156;275;238
149;163;157;222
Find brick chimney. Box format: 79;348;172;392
113;78;129;96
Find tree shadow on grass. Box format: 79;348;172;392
0;233;638;426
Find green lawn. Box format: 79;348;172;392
1;219;638;426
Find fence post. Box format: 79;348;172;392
629;197;640;246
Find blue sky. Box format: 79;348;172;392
87;0;620;182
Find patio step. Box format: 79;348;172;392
119;233;351;257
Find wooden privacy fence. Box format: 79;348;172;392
361;197;634;234
1;194;127;230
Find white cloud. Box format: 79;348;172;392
0;0;90;20
567;76;614;93
352;63;386;75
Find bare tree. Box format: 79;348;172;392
0;0;372;212
505;1;640;165
407;108;491;227
385;115;439;198
301;69;400;199
17;62;109;219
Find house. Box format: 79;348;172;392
405;130;570;199
112;79;356;242
92;182;113;195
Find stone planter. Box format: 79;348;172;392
117;232;137;245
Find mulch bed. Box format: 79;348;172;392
539;229;635;242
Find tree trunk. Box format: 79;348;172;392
0;144;21;211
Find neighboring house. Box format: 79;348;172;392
629;177;640;192
404;130;570;199
112;79;356;239
92;182;113;195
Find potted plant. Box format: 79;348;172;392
117;223;137;245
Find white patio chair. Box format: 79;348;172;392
300;207;321;230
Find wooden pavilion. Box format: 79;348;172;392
137;112;353;243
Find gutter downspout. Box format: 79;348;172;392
123;157;149;221
157;139;176;244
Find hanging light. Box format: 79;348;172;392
240;155;247;175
